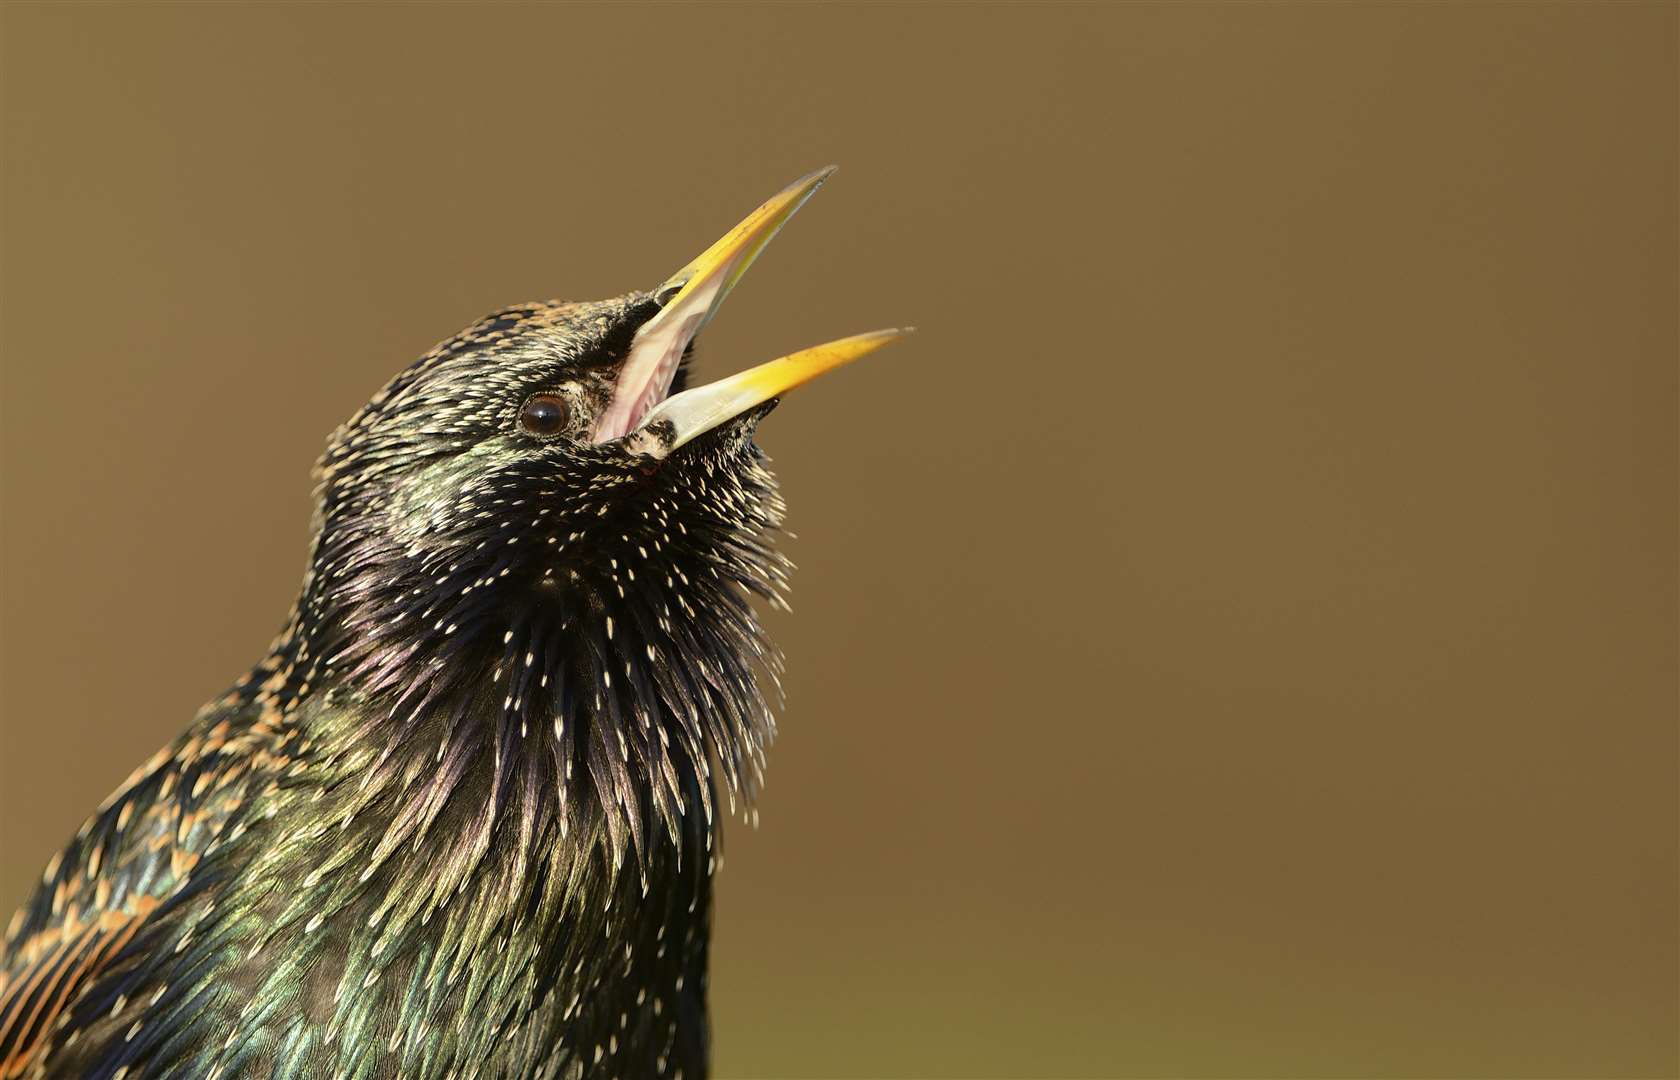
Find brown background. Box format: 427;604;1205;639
2;3;1675;1077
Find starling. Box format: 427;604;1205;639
0;168;908;1079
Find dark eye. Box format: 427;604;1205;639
519;393;569;438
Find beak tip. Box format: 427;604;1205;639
787;164;839;211
868;327;917;348
787;165;838;201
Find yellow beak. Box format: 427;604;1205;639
596;167;911;449
653;165;837;330
634;328;914;455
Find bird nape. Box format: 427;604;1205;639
0;168;908;1080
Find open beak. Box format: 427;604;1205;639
593;167;911;452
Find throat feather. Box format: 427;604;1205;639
298;445;790;892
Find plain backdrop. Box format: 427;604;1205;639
2;4;1675;1077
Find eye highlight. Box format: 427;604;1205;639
519;393;570;438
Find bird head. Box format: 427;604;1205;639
288;169;905;831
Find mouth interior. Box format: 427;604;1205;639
591;313;698;442
592;267;733;443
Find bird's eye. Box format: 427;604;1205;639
519;393;570;438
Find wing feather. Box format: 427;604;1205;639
0;901;154;1078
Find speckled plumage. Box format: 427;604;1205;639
1;291;797;1079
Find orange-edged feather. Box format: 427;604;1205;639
0;898;155;1079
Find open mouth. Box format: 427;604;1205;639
591;168;911;456
592;309;702;443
